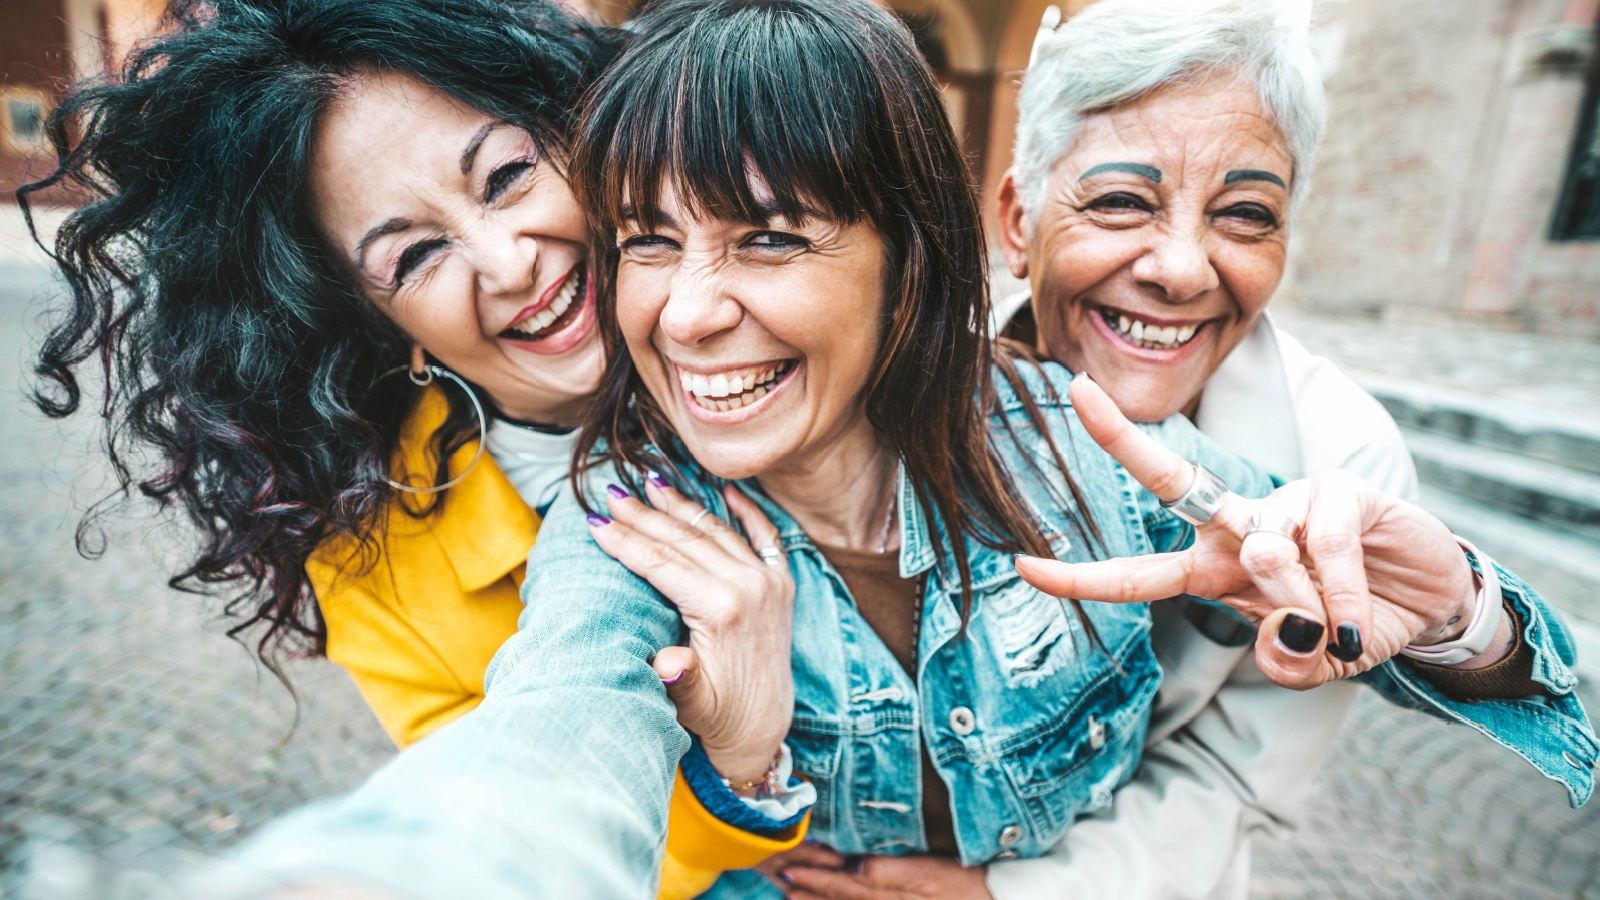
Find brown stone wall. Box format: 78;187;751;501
1;0;73;199
1285;0;1600;338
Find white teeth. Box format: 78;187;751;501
507;268;582;335
680;362;792;412
1103;308;1203;350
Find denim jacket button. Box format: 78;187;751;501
994;850;1019;861
1088;715;1106;751
949;706;977;736
1564;751;1588;770
997;824;1022;847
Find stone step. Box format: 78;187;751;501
1402;428;1600;533
1359;373;1600;476
1417;485;1600;637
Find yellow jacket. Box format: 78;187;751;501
305;387;804;897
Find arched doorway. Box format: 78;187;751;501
883;0;992;174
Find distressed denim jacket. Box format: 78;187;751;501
204;361;1595;900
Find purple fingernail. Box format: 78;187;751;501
779;872;793;884
648;472;670;489
660;671;684;685
586;513;611;527
606;483;629;499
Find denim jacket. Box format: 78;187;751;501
201;361;1595;900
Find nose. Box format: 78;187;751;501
657;259;743;347
471;225;540;299
1129;222;1220;305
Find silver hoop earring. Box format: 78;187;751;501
373;364;487;495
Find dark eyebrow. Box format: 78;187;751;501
1225;169;1287;189
618;204;679;229
1079;162;1162;183
459;121;505;175
354;217;412;270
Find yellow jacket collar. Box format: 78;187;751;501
394;387;541;592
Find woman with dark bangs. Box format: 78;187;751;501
182;0;1592;897
22;0;806;895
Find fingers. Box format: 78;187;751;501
1069;373;1205;504
724;484;787;564
603;483;748;579
779;867;875;900
1254;607;1331;689
1015;552;1191;603
586;514;714;602
1300;475;1374;663
652;645;697;687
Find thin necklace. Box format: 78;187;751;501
875;485;897;554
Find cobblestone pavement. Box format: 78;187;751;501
2;260;1599;898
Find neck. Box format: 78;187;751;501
489;392;591;431
756;413;897;552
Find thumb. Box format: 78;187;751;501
652;645;713;725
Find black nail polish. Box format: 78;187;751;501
1278;614;1325;654
1328;623;1363;662
606;483;629;499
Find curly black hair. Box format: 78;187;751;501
20;0;613;670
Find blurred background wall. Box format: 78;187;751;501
3;0;1597;337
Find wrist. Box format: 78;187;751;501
1410;564;1480;648
706;741;786;789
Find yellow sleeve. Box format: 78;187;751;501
308;549;524;749
657;768;811;900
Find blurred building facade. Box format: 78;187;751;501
3;0;1597;337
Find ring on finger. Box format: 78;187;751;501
1160;464;1229;527
1245;509;1301;541
757;546;785;567
688;509;712;529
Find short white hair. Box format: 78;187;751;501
1013;0;1327;217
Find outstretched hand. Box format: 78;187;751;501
1015;375;1493;689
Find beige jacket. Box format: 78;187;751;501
985;313;1419;899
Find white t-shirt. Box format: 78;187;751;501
483;419;579;516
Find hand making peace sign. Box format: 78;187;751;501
1015;375;1512;690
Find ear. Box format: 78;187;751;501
996;172;1031;280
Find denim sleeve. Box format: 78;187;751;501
183;474;691;899
1358;559;1598;807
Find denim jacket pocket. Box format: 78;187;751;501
788;715;844;833
996;651;1160;836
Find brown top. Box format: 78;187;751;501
1413;600;1541;701
815;542;959;857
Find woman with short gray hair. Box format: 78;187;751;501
979;0;1446;897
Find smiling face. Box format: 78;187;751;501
309;71;603;424
614;184;888;483
998;75;1293;422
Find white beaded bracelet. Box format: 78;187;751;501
1398;535;1503;667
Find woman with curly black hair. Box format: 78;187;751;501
21;0;799;894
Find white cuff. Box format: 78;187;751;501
737;742;817;821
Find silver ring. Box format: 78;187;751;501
757;546;785;567
688;509;712;529
1245;509;1300;541
1160;464;1229;527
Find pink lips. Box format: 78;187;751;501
1087;304;1212;363
501;266;598;356
674;361;800;426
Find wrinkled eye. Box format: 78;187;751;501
485;160;535;204
1218;203;1278;227
745;231;809;251
395;239;447;284
618;233;678;254
1087;192;1152;213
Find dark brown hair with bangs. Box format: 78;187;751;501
570;0;1105;616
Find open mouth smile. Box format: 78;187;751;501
1095;303;1210;351
502;265;587;342
675;355;800;419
